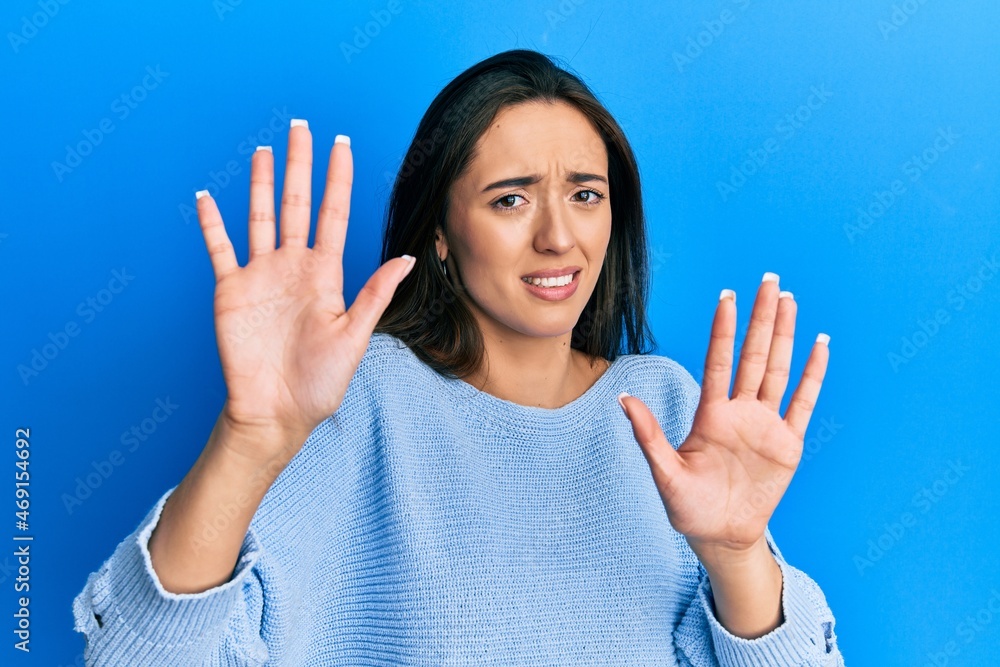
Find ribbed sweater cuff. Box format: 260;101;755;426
75;485;263;658
697;538;832;666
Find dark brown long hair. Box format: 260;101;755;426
374;48;656;380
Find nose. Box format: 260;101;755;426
532;194;576;255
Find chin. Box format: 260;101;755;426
507;315;581;340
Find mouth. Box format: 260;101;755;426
520;267;582;288
520;269;582;301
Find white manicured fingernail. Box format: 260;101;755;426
779;290;794;300
400;254;416;278
291;118;308;128
195;190;210;200
762;271;780;283
335;134;351;146
617;392;630;415
719;289;736;303
816;333;830;346
256;145;272;153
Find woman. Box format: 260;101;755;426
73;49;844;665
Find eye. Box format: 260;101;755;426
573;189;606;205
490;189;606;215
491;194;525;214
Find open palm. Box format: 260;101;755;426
620;276;829;558
194;122;414;465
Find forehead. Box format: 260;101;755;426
470;100;607;171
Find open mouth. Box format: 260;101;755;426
520;270;580;288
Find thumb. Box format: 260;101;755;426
618;392;685;497
345;255;416;340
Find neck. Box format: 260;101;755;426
466;317;609;410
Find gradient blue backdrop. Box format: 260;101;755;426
3;1;998;664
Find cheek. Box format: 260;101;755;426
464;252;517;303
598;210;613;243
453;217;525;280
450;229;514;300
584;218;612;271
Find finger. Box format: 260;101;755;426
248;146;276;259
315;135;353;293
783;334;830;440
344;256;416;341
702;289;737;402
618;394;685;498
758;291;796;411
195;190;239;281
732;273;780;400
279;119;313;247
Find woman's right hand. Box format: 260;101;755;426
194;120;414;467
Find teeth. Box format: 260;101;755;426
522;272;575;288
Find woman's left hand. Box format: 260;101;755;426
618;273;829;565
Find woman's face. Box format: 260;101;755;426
440;100;612;342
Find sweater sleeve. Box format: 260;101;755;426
72;485;271;666
673;527;845;666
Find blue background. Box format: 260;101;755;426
3;0;998;664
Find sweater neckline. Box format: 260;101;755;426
443;353;630;427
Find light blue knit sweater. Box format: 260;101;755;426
73;332;845;666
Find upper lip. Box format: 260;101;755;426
521;266;582;279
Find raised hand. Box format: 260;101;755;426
194;120;415;466
618;273;829;562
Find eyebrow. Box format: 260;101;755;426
480;172;608;194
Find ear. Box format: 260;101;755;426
434;226;448;261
